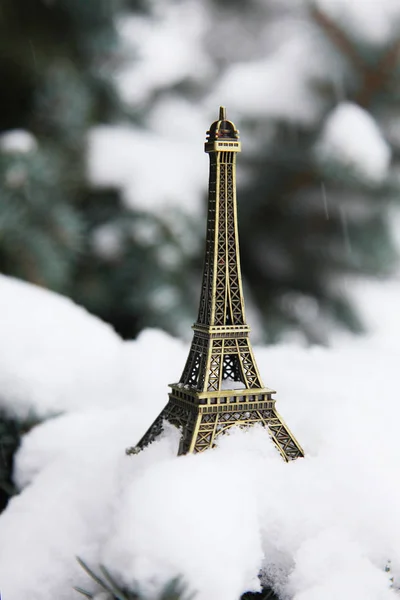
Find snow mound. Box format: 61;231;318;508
0;275;188;421
1;276;400;599
316;102;391;183
0;275;129;419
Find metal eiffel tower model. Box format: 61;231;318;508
128;107;304;461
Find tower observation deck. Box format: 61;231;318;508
128;107;304;460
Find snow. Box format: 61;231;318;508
115;2;212;106
221;377;246;390
91;224;124;260
87;121;207;215
0;275;136;420
316;0;400;45
104;428;265;600
1;274;400;599
316;102;391;183
207;26;327;126
0;129;37;154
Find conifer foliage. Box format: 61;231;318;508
0;0;120;293
75;558;279;600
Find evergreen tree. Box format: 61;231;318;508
1;0;399;345
0;0;200;340
0;0;120;294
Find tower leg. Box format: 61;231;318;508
188;407;303;460
265;412;304;461
126;399;200;455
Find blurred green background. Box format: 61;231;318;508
1;0;400;344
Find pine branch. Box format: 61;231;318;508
356;38;400;107
75;558;190;600
75;559;278;600
75;557;113;593
99;565;133;600
311;5;365;72
311;4;400;108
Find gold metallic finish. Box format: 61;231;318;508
127;107;304;461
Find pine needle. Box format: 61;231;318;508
73;585;94;598
76;557;112;592
99;564;132;600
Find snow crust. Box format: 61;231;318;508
1;275;400;599
316;102;391;183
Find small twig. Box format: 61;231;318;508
311;5;365;72
312;4;400;108
356;38;400;106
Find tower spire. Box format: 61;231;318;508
127;108;304;460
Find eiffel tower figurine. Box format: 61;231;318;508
128;107;304;461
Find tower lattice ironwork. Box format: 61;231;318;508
128;107;304;461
